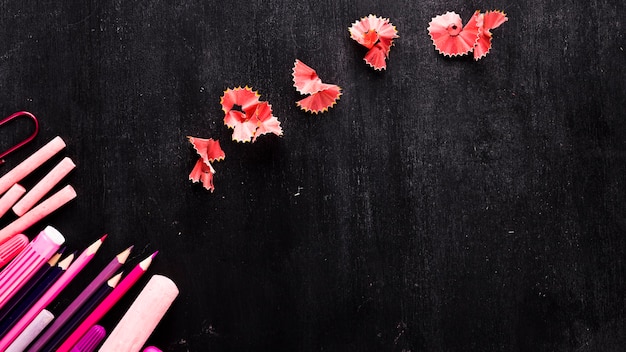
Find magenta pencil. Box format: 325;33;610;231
0;184;26;218
0;136;66;196
5;309;54;352
12;157;76;216
0;226;65;310
56;252;157;352
0;185;77;246
0;234;28;268
0;236;105;350
70;325;106;352
28;245;133;352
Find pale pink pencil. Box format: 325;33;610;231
5;309;54;352
0;184;26;218
0;136;66;196
0;184;76;246
56;252;157;352
0;235;106;350
13;157;76;216
0;226;65;310
0;234;28;268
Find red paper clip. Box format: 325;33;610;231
0;111;39;166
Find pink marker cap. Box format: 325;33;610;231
143;347;162;352
0;234;28;268
70;325;106;352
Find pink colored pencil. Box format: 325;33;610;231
56;252;157;352
0;185;76;246
0;184;26;218
70;325;106;352
28;245;133;351
0;234;28;268
0;235;105;350
0;136;66;196
12;157;76;216
0;226;65;310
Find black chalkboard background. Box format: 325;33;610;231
0;0;624;351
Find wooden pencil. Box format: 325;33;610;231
56;252;157;352
0;253;73;336
0;236;105;350
28;246;133;352
0;226;65;310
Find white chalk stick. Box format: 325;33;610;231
6;309;54;352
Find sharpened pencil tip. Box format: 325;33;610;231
117;245;134;264
151;250;159;258
100;234;108;241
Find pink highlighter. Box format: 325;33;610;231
0;226;65;310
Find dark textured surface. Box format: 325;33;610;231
1;0;625;351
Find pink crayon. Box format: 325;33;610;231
99;275;179;352
13;157;76;216
0;234;28;268
0;184;26;218
0;184;76;246
0;136;66;196
0;226;65;310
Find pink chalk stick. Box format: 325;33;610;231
13;157;76;216
0;234;28;268
0;226;64;310
0;136;66;196
98;275;179;352
0;185;76;246
0;184;26;218
5;309;54;352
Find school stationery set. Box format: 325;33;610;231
0;113;177;352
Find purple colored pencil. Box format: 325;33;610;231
27;245;133;352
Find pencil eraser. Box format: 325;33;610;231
98;275;179;352
0;184;26;218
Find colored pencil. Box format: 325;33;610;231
0;185;76;246
12;157;76;216
0;236;105;350
0;136;66;196
99;275;179;352
0;226;65;310
0;184;25;218
56;252;157;352
0;234;28;268
5;309;54;352
70;325;106;352
0;253;73;336
28;246;133;352
0;250;63;323
36;273;122;352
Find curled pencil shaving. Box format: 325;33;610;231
428;10;507;60
292;60;341;114
188;137;225;192
349;14;399;70
220;87;282;142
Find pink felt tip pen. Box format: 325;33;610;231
0;184;26;218
12;157;76;216
0;136;66;196
0;226;64;310
0;234;28;268
70;325;106;352
0;184;76;246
